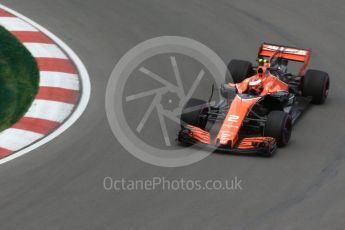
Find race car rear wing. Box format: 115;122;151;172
258;43;311;75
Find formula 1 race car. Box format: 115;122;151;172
178;43;330;156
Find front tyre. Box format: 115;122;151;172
264;111;292;147
303;69;330;104
180;98;209;129
227;59;253;83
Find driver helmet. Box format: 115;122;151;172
256;64;269;79
248;78;263;95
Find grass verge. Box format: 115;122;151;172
0;26;39;131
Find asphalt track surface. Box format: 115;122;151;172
0;0;345;229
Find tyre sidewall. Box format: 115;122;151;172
303;69;330;104
264;111;292;147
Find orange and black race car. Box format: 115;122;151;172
178;43;330;157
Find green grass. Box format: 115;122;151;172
0;26;39;131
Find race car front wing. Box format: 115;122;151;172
178;125;277;156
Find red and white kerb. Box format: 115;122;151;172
0;8;81;158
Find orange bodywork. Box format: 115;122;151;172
216;95;260;147
186;125;211;145
187;71;289;148
214;69;289;147
238;137;275;149
236;74;289;96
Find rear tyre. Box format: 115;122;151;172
180;98;209;129
303;69;330;104
227;59;253;83
264;111;292;147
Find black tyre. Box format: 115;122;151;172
303;69;330;104
180;98;208;129
264;111;292;147
227;59;253;83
